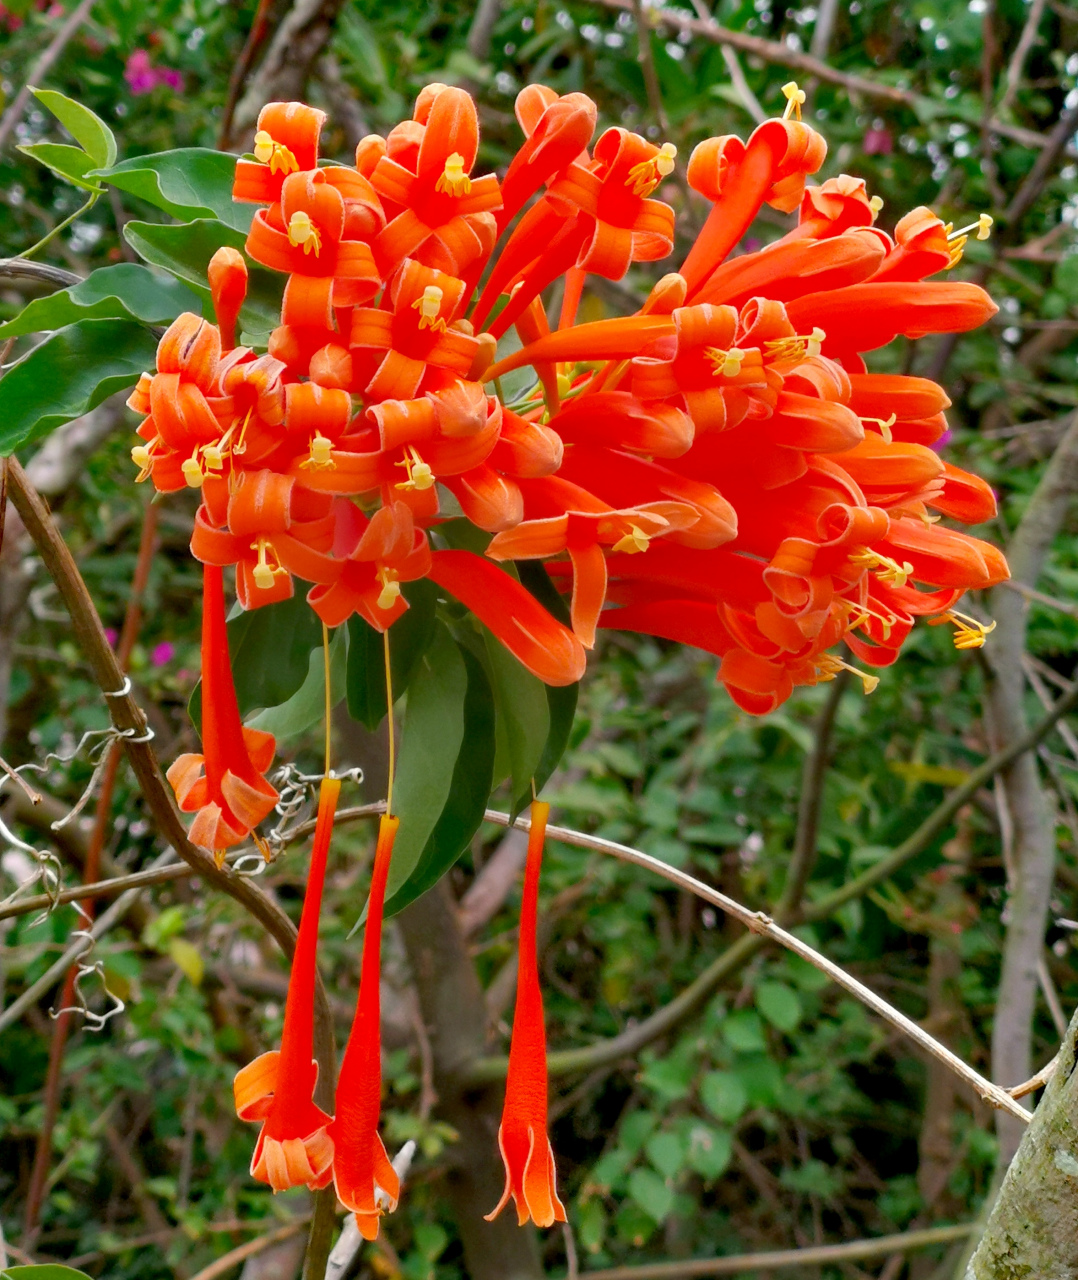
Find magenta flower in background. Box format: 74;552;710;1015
864;128;893;156
151;641;175;668
125;48;183;95
105;628;119;647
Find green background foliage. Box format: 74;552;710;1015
1;0;1077;1276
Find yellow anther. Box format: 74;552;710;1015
377;571;402;611
233;405;254;456
435;152;472;197
181;448;205;489
395;446;435;491
253;131;299;175
948;213;994;243
626;142;678;198
846;599;898;641
862;411;897;444
764;328;826;362
932;608;996;651
203;443;224;471
131;442;155;482
557;370;573;400
300;432;335;470
412;284;447;333
706;346;746;378
288;210;321;256
816;653;879;695
869;195;884;221
250;537;285;590
612;524;651;555
852;548;914;588
781;81;806;120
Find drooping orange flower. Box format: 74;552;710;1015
233;777;340;1190
486;801;566;1229
166;564;278;857
330;814;401;1240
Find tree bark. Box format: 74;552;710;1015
967;1003;1078;1277
396;879;544;1280
986;409;1078;1160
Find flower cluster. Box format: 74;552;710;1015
129;81;1007;1238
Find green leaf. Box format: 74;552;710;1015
756;980;802;1033
246;626;347;741
685;1124;732;1181
699;1070;748;1124
123;219;282;338
346;580;438;731
722;1009;767;1054
188;593;323;733
0;264;201;338
17;142;101;191
3;1268;95;1280
383;643;496;918
0;319;158;455
30;87;117;168
482;624;549;817
96;149;251;231
627;1168;674;1223
380;624;468;905
516;563;578;794
645;1131;685;1180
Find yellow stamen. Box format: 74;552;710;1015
948;213;994;242
932;608;996;651
395;446;435;491
861;412;897;444
851;548;914;588
705;347;746;379
233;404;254;456
131;440;156;483
253;131;298;176
250;537;286;591
435;152;472;197
625;142;678;199
612;524;651;555
300;432;335;470
869;195;884;222
764;327;826;361
287;210;321;256
781;81;806;121
846;599;898;641
816;653;879;695
181;448;204;489
377;570;401;611
557;370;574;401
412;284;447;333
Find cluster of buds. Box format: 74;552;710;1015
129;82;1007;1238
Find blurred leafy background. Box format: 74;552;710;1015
1;0;1077;1277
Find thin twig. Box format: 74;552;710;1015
0;754;42;804
631;0;670;133
1007;1049;1060;1099
0;0;97;154
1003;578;1078;620
478;809;1029;1122
188;1218;311;1280
565;1223;976;1280
217;0;275;149
998;0;1047;116
0;258;83;289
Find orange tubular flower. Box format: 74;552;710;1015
486;801;566;1229
233;101;326;204
371;85;502;277
330;815;402;1241
208;247;248;351
166;564;278;858
234;777;340;1191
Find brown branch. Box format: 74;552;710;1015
217;0;276;150
0;259;82;289
998;0;1048;115
188;1218;311;1280
0;0;97;154
575;1223;975;1279
585;0;1072;155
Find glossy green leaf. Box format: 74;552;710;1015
123;219;281;337
96;149;251;231
0;264;200;338
379;625;468;906
0;319;158;455
345;579;438;731
246;626;347;741
17;142;101;191
482;624;550;818
30;86;117;168
384;644;496;918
